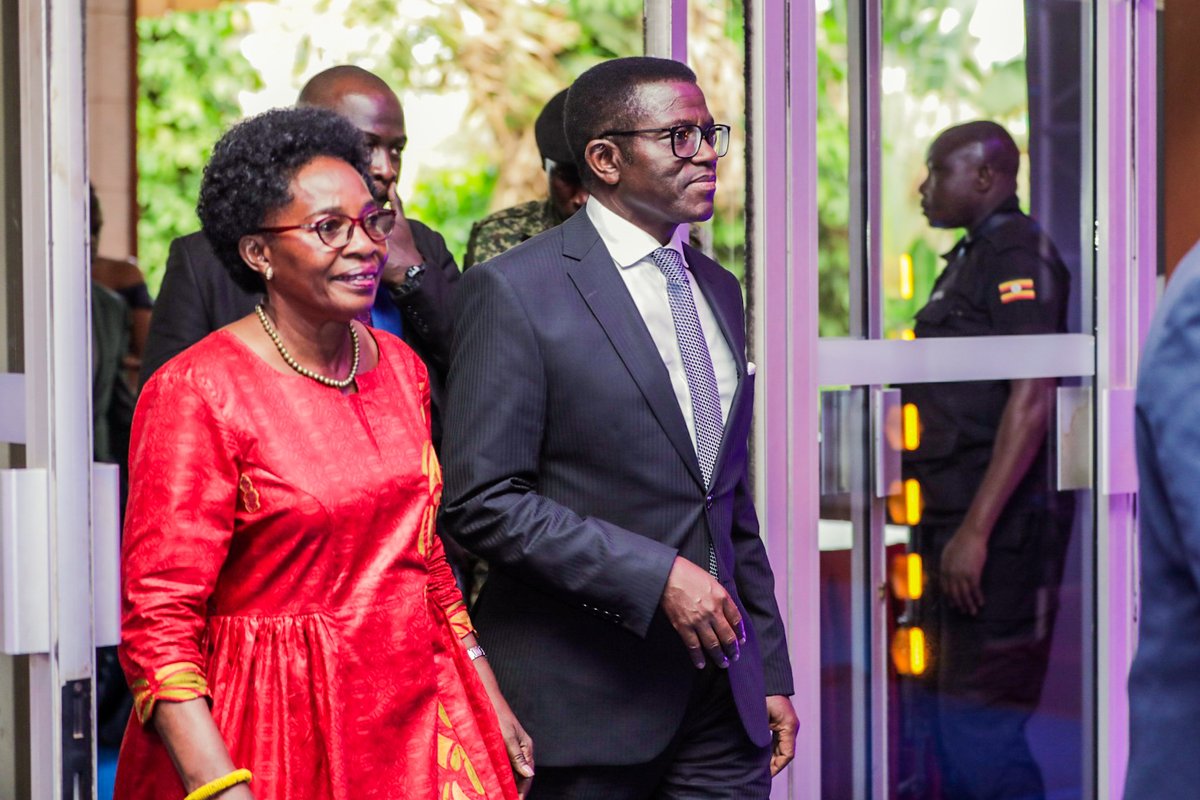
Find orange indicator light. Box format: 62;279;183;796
891;625;928;676
891;552;925;600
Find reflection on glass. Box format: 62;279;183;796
817;0;851;336
818;387;865;799
881;0;1086;339
880;3;1087;796
895;119;1075;800
690;0;747;286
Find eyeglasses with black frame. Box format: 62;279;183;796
600;123;732;159
258;208;397;248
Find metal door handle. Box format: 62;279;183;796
93;463;121;647
0;468;50;654
874;388;902;498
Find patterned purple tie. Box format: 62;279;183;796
652;247;722;577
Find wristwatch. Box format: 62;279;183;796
392;262;426;298
466;644;486;662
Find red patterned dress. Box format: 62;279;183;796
114;329;516;800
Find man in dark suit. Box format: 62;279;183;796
441;57;797;799
1125;241;1200;798
140;66;458;395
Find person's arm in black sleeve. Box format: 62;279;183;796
390;219;459;384
139;235;214;385
939;246;1066;615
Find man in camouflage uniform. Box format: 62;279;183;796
464;88;589;268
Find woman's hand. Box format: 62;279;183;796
463;634;535;796
494;702;535;798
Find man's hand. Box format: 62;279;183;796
660;556;744;669
766;695;798;777
382;183;423;286
940;526;989;615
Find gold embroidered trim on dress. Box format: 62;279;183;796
131;661;209;724
238;474;260;512
436;702;487;799
445;600;474;640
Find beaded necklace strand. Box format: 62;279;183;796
255;303;359;389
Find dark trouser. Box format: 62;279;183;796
911;504;1071;800
527;667;771;800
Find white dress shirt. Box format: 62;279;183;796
586;197;738;450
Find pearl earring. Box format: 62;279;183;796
265;266;274;281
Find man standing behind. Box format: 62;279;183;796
1124;242;1200;798
140;65;458;398
463;88;588;268
442;57;796;798
901;121;1072;799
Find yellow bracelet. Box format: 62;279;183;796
182;768;253;800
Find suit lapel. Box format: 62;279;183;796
562;214;705;488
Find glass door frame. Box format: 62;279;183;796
1;0;99;797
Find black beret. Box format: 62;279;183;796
534;88;574;166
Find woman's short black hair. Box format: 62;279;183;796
197;106;371;293
564;57;697;188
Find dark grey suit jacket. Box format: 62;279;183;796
1126;243;1200;798
139;223;459;388
441;210;793;767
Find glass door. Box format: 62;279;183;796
744;0;1154;798
816;1;1097;797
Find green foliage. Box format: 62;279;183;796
405;159;499;264
136;8;259;294
816;2;852;336
565;0;644;59
132;0;1028;331
816;0;1029;337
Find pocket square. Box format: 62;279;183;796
746;361;756;376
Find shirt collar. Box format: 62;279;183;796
586;196;687;270
943;195;1024;262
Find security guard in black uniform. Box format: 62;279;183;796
900;121;1073;800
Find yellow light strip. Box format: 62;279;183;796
904;478;922;525
906;553;923;600
902;403;920;451
909;627;927;675
899;253;914;299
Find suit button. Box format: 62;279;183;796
705;494;713;510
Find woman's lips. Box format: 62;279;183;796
333;270;379;290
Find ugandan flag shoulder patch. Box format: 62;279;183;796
998;278;1036;304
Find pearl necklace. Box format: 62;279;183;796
255;303;359;389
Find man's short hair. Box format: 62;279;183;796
935;120;1021;179
197;107;371;293
564;57;697;186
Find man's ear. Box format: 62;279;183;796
238;234;272;277
583;138;623;188
975;162;996;193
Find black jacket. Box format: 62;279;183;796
441;210;792;766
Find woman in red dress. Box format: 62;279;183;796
115;107;533;800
